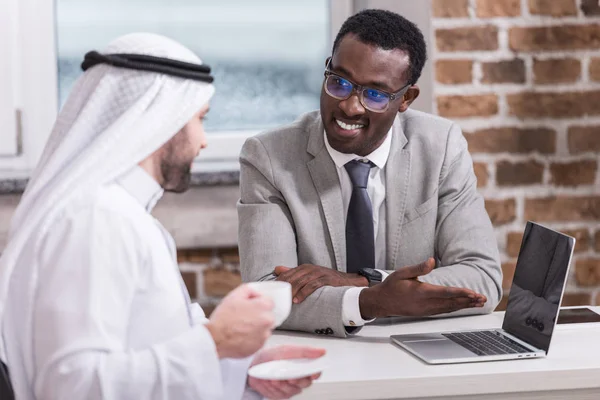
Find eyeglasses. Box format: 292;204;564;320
323;59;411;113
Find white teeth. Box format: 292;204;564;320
336;119;364;130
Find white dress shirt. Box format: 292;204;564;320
3;167;260;400
324;130;392;328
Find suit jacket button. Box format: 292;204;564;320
526;317;532;326
326;328;333;335
315;329;321;334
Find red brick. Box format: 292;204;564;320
502;262;517;290
596;231;600;251
581;0;600;16
529;0;577;16
435;60;473;84
437;94;498;118
575;259;600;286
496;160;544;186
177;249;190;263
565;229;591;253
436;26;499;52
533;58;581;84
525;196;600;222
432;0;469;18
187;248;214;264
597;292;600;306
507;91;600;119
218;247;240;264
550;160;597;186
181;271;198;299
590;58;600;82
568;126;600;154
561;292;592;307
466;127;556;154
203;267;242;297
476;0;521;17
485;198;517;226
473;162;488;187
507;228;589;257
509;25;600;52
482;59;526;84
506;233;523;258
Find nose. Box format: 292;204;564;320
338;92;366;117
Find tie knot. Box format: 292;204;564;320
344;159;372;188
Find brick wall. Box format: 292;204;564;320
433;0;600;309
180;0;600;314
177;248;241;316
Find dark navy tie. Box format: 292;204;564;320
345;159;375;274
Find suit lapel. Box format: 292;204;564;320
386;114;411;269
306;118;346;271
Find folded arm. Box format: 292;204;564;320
238;137;351;337
419;123;502;315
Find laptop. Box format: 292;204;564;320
390;221;575;364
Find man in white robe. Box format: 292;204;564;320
0;33;323;400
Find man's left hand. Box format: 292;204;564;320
274;264;368;303
248;345;326;399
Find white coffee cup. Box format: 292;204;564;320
247;281;292;327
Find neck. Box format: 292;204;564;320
138;155;164;186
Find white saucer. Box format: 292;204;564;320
247;357;327;380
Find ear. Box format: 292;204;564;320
397;85;420;113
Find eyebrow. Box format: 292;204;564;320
331;63;394;93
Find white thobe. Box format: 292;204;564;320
3;167;261;400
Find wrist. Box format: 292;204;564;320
350;273;369;287
205;322;229;359
358;286;386;319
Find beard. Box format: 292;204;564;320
160;159;192;193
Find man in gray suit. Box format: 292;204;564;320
238;9;502;338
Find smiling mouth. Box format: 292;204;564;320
335;119;365;131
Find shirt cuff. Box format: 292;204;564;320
342;287;375;329
188;302;208;325
376;269;391;281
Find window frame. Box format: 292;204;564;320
0;0;354;177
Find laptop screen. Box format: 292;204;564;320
502;221;575;352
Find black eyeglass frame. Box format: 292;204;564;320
323;58;411;113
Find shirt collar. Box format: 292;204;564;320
323;126;393;170
116;166;164;212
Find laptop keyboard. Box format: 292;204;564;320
442;330;532;356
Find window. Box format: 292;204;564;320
0;0;353;176
0;0;19;159
2;0;432;177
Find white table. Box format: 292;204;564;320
267;307;600;400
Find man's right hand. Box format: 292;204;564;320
205;284;275;359
359;258;487;319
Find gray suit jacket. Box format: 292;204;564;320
238;109;502;338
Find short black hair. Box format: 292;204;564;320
332;9;427;85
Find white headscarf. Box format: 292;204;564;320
0;32;215;361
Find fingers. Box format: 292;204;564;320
288;377;314;389
422;283;487;304
250;379;289;400
276;265;324;303
392;258;435;280
294;279;325;303
274;345;327;360
274;266;291;276
426;296;485;315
